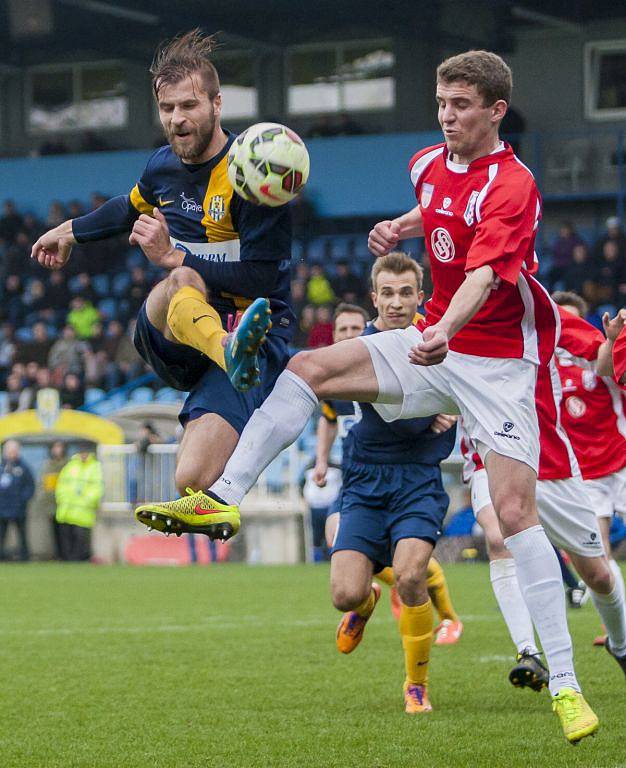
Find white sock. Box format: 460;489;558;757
211;369;318;505
489;558;538;655
504;525;579;695
609;558;625;603
590;567;626;656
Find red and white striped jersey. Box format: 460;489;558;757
556;312;626;480
409;141;551;362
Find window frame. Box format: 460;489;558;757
584;39;626;122
25;60;129;135
285;38;395;117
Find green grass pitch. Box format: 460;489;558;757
1;561;625;767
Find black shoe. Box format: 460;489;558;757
567;581;589;608
509;647;549;692
605;637;626;679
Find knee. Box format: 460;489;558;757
494;494;537;538
395;569;428;606
174;463;212;496
331;583;369;613
579;559;613;594
288;351;325;394
166;266;206;298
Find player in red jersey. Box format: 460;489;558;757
143;51;596;742
460;300;626;688
612;326;626;385
553;292;626;645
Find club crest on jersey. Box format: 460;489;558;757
430;227;455;262
565;396;586;419
464;190;479;226
208;194;226;222
421;183;434;209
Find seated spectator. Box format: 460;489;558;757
114;319;144;384
0;324;16;386
594;216;626;263
5;372;33;412
561;243;596;304
48;325;88;379
591;239;624;306
292;305;315;349
67;297;100;339
23;280;49;317
70;273;98;305
59;372;85;409
33;366;54;397
550;222;586;287
3;275;25;325
46;200;67;229
20;213;44;243
306;265;335;305
14;322;52;367
46;270;71;314
331;261;366;304
4;232;33;275
128;266;149;317
290;279;308;319
307;305;334;348
0;200;23;245
67;200;85;219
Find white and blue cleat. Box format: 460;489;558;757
225;297;272;391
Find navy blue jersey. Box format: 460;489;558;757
323;323;456;466
73;131;294;339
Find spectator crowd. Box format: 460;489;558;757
2;195;625;413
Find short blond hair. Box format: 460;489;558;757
437;50;512;105
371;252;423;292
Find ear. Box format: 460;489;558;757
493;99;508;124
418;289;425;304
213;92;222;118
371;290;378;308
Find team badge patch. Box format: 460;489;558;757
582;370;597;391
421;183;434;209
208;194;226;222
565;396;586;418
464;190;479;226
430;227;455;262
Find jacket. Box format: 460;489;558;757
32;457;68;519
55;454;103;528
0;459;35;519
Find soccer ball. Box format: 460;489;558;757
227;122;310;207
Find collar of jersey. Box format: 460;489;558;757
179;129;235;173
444;141;510;174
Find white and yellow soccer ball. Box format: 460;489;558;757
227;122;310;207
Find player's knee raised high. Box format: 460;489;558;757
167;265;206;296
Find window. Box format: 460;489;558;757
214;53;258;120
288;41;394;115
584;40;626;120
27;63;128;132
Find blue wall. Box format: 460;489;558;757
0;131;443;220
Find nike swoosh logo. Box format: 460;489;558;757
194;505;220;516
192;315;212;324
159;197;174;206
259;183;281;201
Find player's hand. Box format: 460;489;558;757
602;308;626;342
30;221;75;271
129;207;184;270
368;220;400;257
312;462;328;487
430;414;457;434
409;325;449;366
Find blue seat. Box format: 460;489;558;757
92;274;110;297
85;387;106;405
68;275;82;293
15;327;33;342
97;298;117;320
125;249;145;270
155;387;183;403
129;387;154;404
112;273;131;297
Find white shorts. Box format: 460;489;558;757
360;326;540;472
583;467;626;519
469;468;605;557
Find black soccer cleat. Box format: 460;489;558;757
605;637;626;680
509;647;549;692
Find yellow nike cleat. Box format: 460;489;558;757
552;688;599;744
336;583;381;654
135;488;240;541
403;681;433;714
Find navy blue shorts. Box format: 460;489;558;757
332;461;449;568
134;301;291;433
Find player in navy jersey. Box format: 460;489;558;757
31;30;293;541
321;254;457;713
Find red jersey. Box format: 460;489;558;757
459;427;484;482
409;142;548;362
614;327;626;384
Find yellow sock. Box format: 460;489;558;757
166;286;227;371
354;587;376;618
400;600;434;686
375;567;395;587
427;557;458;622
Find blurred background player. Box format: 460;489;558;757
314;253;458;713
314;297;462;647
149;49;599;744
30;29;294;541
553;291;626;646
